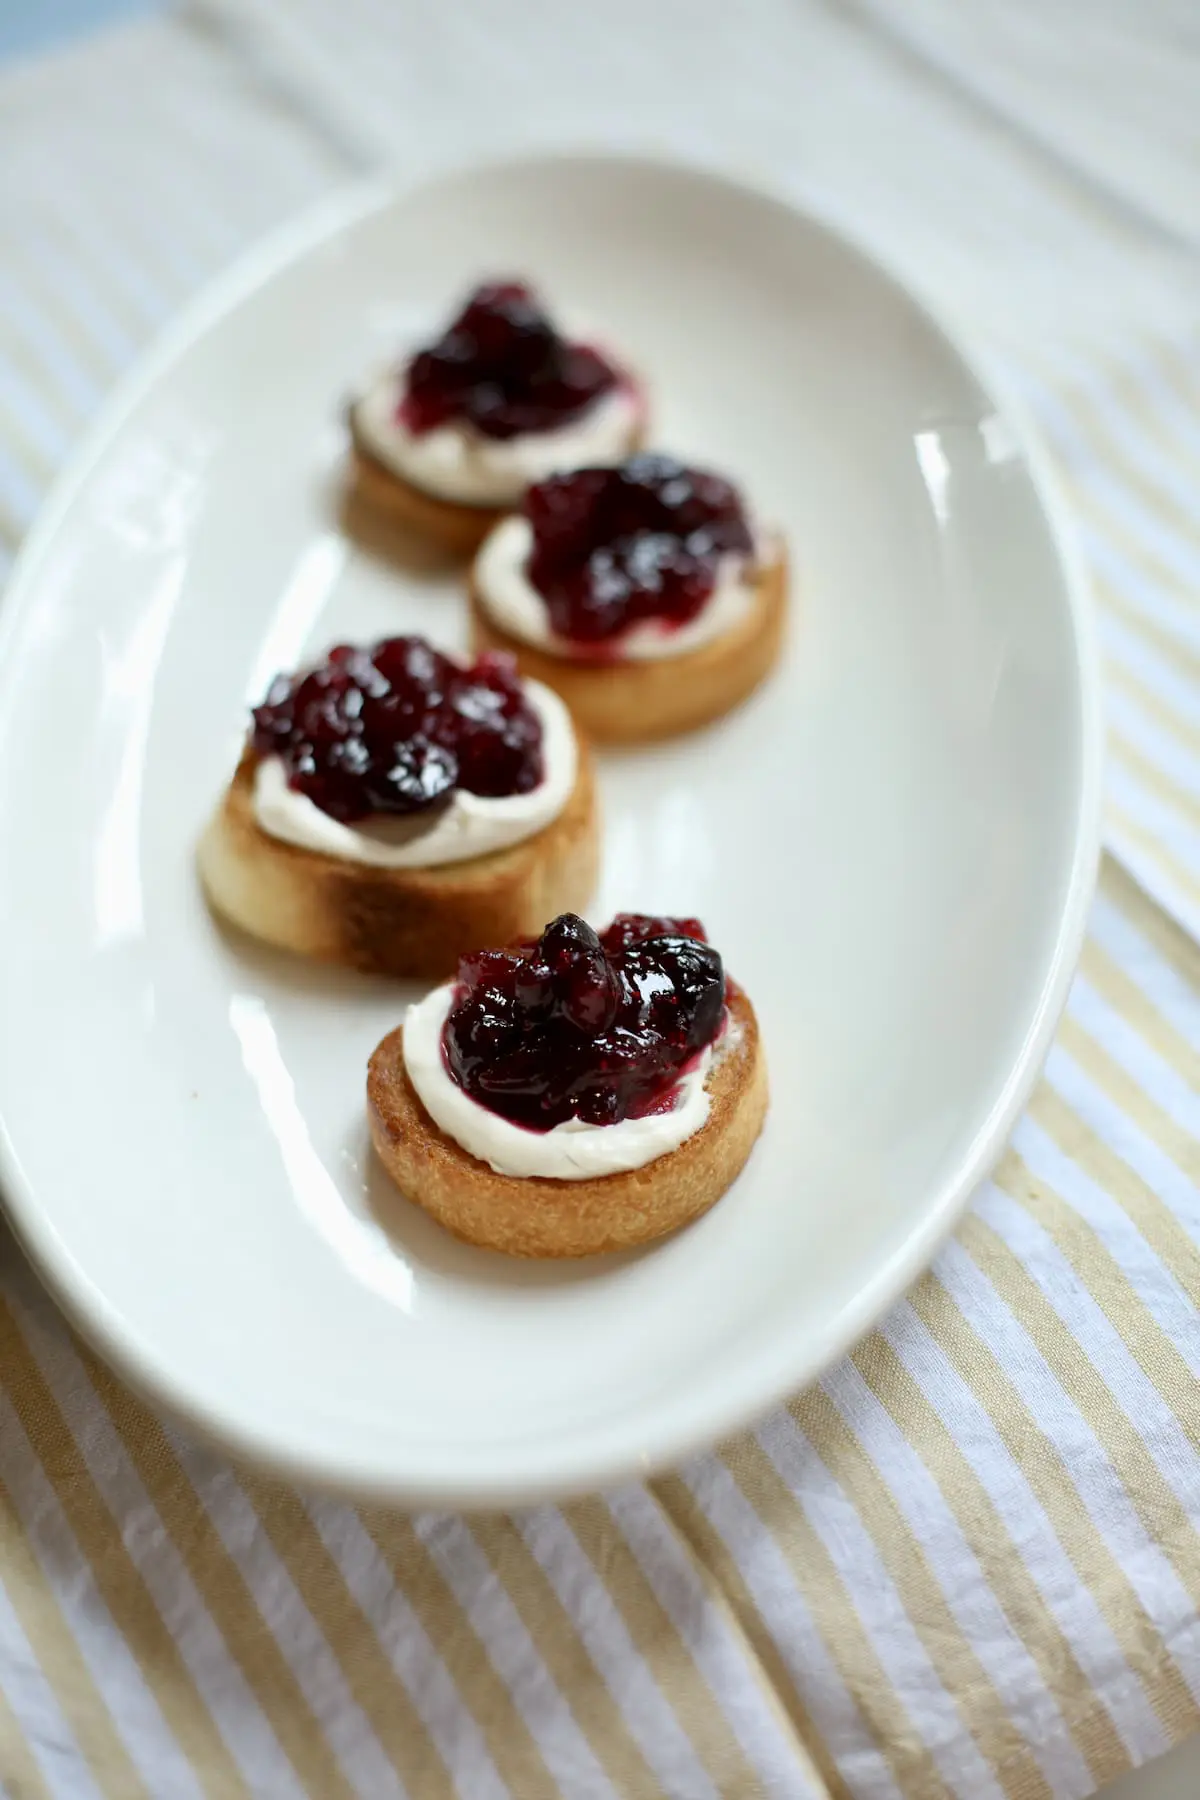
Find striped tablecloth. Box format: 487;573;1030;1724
2;5;1200;1797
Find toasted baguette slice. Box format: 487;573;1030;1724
198;743;598;979
346;404;645;557
468;549;788;743
367;985;767;1258
347;411;505;555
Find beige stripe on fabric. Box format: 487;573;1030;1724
1107;718;1195;824
1045;362;1200;542
1076;485;1198;616
1092;348;1200;501
1109;345;1200;444
467;1512;676;1796
999;1152;1200;1432
0;228;127;387
1085;407;1200;535
644;1493;828;1794
0;492;28;555
0;1678;53;1800
850;1334;1132;1789
958;1216;1200;1663
905;1271;1200;1741
1108;660;1200;759
0;403;55;494
78;1362;354;1800
0;1481;150;1800
1154;349;1200;433
1038;1035;1200;1304
1111;730;1200;832
1079;934;1200;1087
1098;575;1200;689
1107;804;1200;915
652;1472;849;1800
0;1304;251;1800
235;1479;458;1800
1105;858;1200;987
0;301;97;439
359;1510;565;1800
786;1385;1051;1800
37;203;167;343
562;1493;769;1796
1157;342;1200;399
1036;348;1200;542
718;1437;955;1800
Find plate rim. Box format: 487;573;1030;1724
0;148;1105;1506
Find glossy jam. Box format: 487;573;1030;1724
523;452;754;645
399;281;619;441
443;912;726;1130
251;637;543;824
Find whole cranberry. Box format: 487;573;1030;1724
524;454;753;645
250;636;544;823
442;912;726;1131
398;280;619;440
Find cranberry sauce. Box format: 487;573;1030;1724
523;452;754;646
251;637;543;824
399;281;619;441
443;912;726;1131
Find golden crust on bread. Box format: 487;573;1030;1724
198;742;599;979
366;985;767;1258
468;549;788;742
346;403;645;557
347;408;505;555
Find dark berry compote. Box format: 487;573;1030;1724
399;281;625;442
251;636;543;824
523;452;755;648
443;912;728;1132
